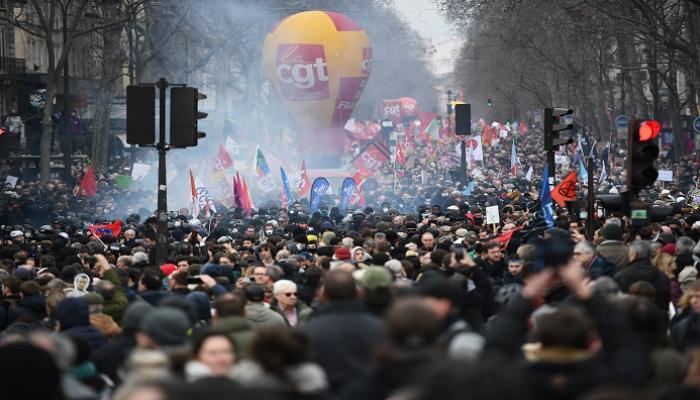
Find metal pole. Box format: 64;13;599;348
155;78;168;266
547;150;555;186
62;7;71;183
587;157;595;240
460;137;467;186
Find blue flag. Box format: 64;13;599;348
540;165;554;228
578;157;588;182
340;178;356;212
280;167;293;208
309;177;330;213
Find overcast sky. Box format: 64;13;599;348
393;0;460;77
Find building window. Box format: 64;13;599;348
0;0;7;10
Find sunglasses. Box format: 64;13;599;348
284;292;297;297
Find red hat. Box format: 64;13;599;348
333;247;352;261
661;244;676;256
160;263;177;277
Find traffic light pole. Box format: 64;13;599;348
547;150;555;184
156;78;169;267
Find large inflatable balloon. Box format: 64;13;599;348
263;11;372;168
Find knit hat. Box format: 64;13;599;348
361;266;393;290
54;298;90;329
679;266;698;291
661;244;676;256
9;230;23;238
245;284;265;302
160;264;177;277
334;247;352;261
601;223;622;240
418;273;461;306
13;266;32;281
455;228;468;238
121;301;153;332
140;307;189;347
321;231;336;246
185;291;211;321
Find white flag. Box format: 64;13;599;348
525;166;533;181
599;162;608;184
344;117;355;133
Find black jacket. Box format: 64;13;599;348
670;312;700;352
138;290;171;306
92;334;137;384
614;259;671;309
485;294;645;400
8;294;46;325
303;300;385;393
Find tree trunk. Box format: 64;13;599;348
40;83;56;183
91;0;124;175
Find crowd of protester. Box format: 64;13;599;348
1;124;700;400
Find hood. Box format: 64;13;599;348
213;316;252;333
17;294;46;313
245;303;274;323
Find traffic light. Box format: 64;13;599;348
544;107;574;151
454;103;471;136
170;87;207;147
126;85;156;145
486;98;492;107
627;119;660;191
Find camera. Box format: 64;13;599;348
187;276;203;285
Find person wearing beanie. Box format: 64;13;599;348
185;291;212;325
334;247;352;261
244;284;286;329
0;343;63;400
54;297;106;350
597;223;629;269
137;306;190;349
92;301;153;385
418;272;484;360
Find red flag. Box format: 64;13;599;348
216;144;233;170
551;170;577;207
79;165;97;197
418;111;437;143
395;141;406;165
495;225;523;248
298;160;312;197
88;220;122;238
233;173;243;208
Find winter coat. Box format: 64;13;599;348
138;290;171;306
586;255;617;280
8;293;46;325
101;269;128;324
63;324;107;350
670;312;700;351
597;240;629;269
212;316;255;359
615;259;671;309
91;334;137;385
303;300;385;393
245;302;286;329
338;351;436;400
485;294;645;400
271;299;313;327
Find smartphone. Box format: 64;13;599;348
248;277;256;283
187;276;203;285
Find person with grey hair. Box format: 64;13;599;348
614;240;670;309
271;279;312;327
573;241;616;279
675;236;696;274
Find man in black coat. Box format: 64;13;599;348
303;270;385;394
8;280;46;325
614;240;670;309
92;301;152;384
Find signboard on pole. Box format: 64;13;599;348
657;170;673;182
693;116;700;134
615;115;630;129
485;205;500;225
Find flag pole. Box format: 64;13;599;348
587;156;595;240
